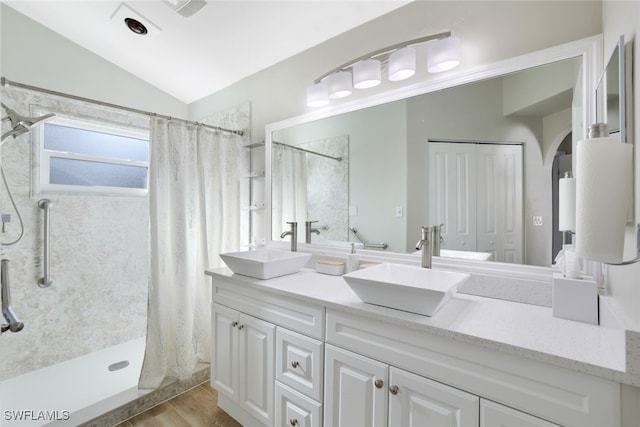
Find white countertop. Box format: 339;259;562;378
206;266;640;387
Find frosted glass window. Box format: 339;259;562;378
39;116;149;195
44;124;149;162
50;158;148;189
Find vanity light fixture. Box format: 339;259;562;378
306;31;460;107
326;71;353;99
388;46;417;81
427;37;462;73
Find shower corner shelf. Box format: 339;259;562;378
242;142;265;149
243;202;265;212
241;171;265;179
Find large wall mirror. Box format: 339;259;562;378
266;36;601;269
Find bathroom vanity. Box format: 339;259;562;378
206;265;638;427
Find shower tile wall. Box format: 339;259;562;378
0;87;150;380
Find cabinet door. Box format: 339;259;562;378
324;344;388;427
238;312;276;426
481;399;560;427
211;303;239;400
388;367;479;427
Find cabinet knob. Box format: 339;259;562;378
374;379;384;389
389;385;399;395
289;418;298;426
231;321;238;327
291;361;299;369
238;324;244;330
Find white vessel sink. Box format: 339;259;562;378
343;263;469;316
220;249;312;280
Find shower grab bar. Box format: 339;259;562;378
349;227;388;250
38;199;53;288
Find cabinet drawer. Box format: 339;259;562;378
481;399;560;427
276;382;322;427
276;328;324;402
212;280;325;340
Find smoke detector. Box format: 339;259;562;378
162;0;207;18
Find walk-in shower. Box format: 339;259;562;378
1;87;150;426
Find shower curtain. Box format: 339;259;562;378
139;117;241;389
271;144;308;241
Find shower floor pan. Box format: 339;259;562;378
0;337;147;426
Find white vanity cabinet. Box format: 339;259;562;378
210;277;326;427
207;270;623;427
324;344;480;427
211;302;275;426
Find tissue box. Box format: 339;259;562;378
552;273;598;324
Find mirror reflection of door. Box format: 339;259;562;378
428;141;524;263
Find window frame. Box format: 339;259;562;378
36;116;150;196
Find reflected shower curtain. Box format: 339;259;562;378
139;117;241;389
272;144;308;241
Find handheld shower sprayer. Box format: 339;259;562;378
1;259;24;334
1;102;55;144
1;103;55;246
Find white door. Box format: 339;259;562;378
238;312;276;426
324;344;388;427
211;303;239;400
388;367;479;427
480;399;560;427
428;142;477;252
476;144;523;263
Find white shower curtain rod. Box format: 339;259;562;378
272;140;343;161
0;77;245;136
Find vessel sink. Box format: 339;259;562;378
219;249;312;280
342;263;469;316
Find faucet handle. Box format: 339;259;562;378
306;220;318;224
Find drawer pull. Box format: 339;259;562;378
291;361;300;368
231;321;238;327
389;385;399;395
238;324;244;330
374;379;384;389
289;418;298;426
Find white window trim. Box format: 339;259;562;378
35;115;150;196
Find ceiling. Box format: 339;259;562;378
4;1;410;104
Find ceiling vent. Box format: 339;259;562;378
162;0;207;18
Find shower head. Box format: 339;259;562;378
1;102;55;143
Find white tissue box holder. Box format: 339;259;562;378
552;273;598;324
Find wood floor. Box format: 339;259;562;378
116;383;241;427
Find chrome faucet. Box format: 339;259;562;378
415;226;432;268
305;220;321;244
280;221;298;252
